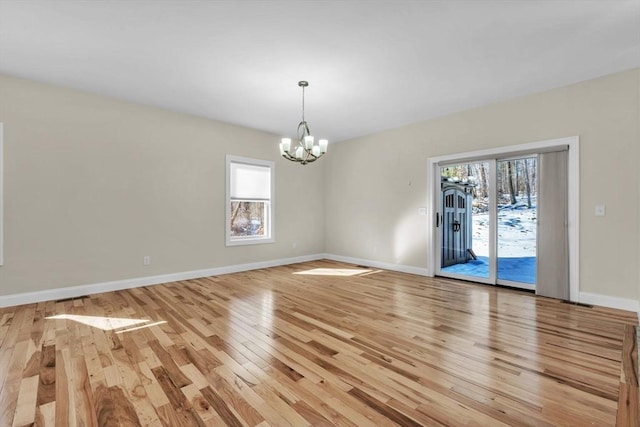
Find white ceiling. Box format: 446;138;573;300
1;1;639;143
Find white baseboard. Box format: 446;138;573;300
0;254;325;308
326;255;640;315
4;254;638;320
323;253;431;277
579;292;639;313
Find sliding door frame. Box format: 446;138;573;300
426;136;579;301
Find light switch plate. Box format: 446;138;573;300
595;205;606;216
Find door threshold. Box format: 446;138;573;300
436;274;535;294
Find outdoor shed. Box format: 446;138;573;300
441;178;475;267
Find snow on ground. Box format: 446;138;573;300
472;200;537;258
442;198;537;284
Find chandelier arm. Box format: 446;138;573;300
282;152;299;162
281;150;324;165
297;121;310;140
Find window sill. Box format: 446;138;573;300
226;237;274;247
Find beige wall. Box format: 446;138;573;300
325;68;640;302
0;74;324;296
1;69;639;305
637;69;640;313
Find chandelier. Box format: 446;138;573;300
279;81;328;165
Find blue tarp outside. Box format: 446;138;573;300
441;256;536;284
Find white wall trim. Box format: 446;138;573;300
426;136;580;301
325;254;637;313
324;253;431;277
326;254;636;313
427;136;578;164
3;252;635;316
579;292;639;313
566;137;580;304
425;159;436;277
0;254;324;308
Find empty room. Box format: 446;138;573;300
1;1;639;426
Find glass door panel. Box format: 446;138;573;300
439;162;491;280
496;157;537;286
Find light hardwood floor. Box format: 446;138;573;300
0;260;638;426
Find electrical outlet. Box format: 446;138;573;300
595;205;606;217
143;256;151;266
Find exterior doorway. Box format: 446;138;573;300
427;137;579;300
438;157;538;290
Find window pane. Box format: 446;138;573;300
230;201;267;237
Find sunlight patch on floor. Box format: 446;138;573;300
294;268;381;276
46;314;166;332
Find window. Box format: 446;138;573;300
226;155;274;246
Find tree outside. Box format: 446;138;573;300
230;201;266;237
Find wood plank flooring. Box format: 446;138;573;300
1;259;638;426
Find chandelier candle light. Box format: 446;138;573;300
279;81;328;165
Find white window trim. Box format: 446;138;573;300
225;155;275;246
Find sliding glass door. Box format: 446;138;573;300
437;156;538;290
